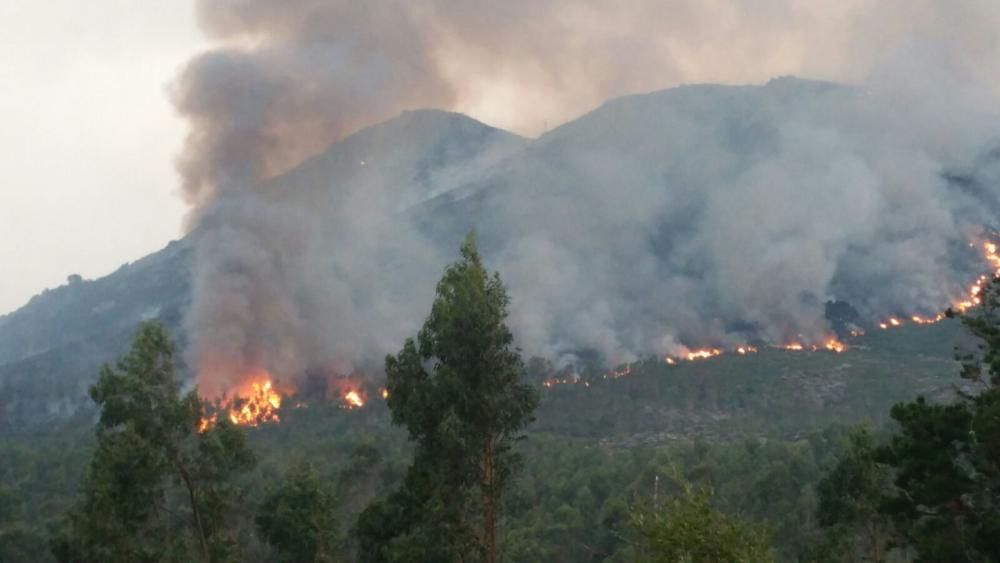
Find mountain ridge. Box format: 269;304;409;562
3;77;999;429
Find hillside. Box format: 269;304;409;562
2;78;999;430
0;110;523;427
0;317;979;562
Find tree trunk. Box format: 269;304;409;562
482;436;497;563
175;458;210;562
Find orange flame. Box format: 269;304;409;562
911;313;944;325
198;377;284;431
824;339;846;353
343;389;365;409
198;414;216;433
686;348;722;361
228;380;282;426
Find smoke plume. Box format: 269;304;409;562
173;0;1000;394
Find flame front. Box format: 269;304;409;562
199;378;283;431
686;348;722;361
824;339;846;353
344;390;365;408
229;381;282;426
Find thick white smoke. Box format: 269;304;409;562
174;0;1000;393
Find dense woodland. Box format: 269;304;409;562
3;237;1000;562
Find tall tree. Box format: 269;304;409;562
357;233;539;562
817;277;1000;561
51;322;255;563
815;426;894;562
872;281;1000;561
257;461;337;562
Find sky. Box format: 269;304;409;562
2;0;999;317
0;2;203;314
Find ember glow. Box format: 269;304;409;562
824;339;846;353
950;239;1000;314
686;348;723;361
911;314;944;325
878;237;1000;325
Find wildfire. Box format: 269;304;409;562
780;340;846;353
343;389;365;409
824;339;846;353
198;415;216;433
953;240;1000;312
608;364;632;378
878;317;902;330
198;378;284;431
686;348;723;361
228;380;282;426
736;346;758;355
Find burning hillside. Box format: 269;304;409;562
198;376;285;430
197;370;384;429
192;230;1000;425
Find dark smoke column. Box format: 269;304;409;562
172;1;454;396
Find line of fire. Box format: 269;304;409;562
199;235;1000;430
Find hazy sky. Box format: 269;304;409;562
0;2;203;314
3;1;999;316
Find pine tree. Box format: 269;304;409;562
357;233;539;562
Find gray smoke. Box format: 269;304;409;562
173;0;1000;393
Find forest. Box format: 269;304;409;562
2;236;1000;562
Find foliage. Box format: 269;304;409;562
357;233;539;562
814;426;895;562
257;461;338;562
3;282;990;562
815;278;1000;562
867;282;1000;561
49;322;255;563
631;479;773;563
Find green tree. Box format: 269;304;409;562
814;278;1000;562
816;426;895;562
257;461;337;562
51;322;255;563
357;233;539;562
868;281;1000;562
632;480;773;563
